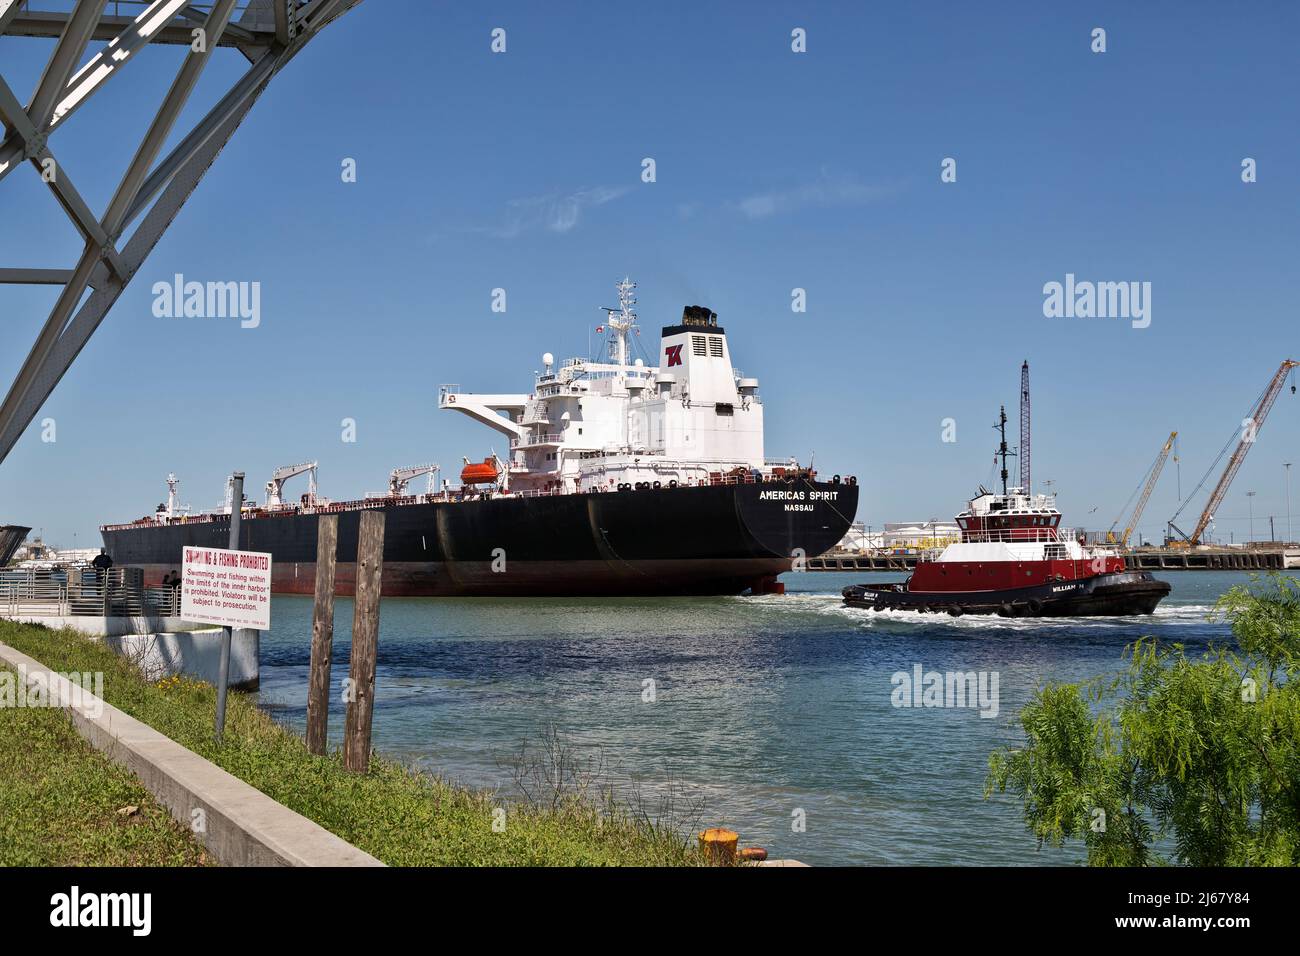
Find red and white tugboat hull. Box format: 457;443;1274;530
843;485;1172;618
843;396;1171;618
843;570;1170;617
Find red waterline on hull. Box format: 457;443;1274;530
137;559;792;597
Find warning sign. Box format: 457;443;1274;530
180;546;272;630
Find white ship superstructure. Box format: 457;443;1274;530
439;279;784;495
102;277;859;598
940;487;1105;564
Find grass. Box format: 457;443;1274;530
0;620;703;866
0;665;212;866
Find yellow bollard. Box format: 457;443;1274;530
699;827;739;865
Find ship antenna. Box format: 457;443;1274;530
996;405;1010;496
1019;360;1031;494
603;277;637;368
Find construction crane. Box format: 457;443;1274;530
1019;360;1031;493
1168;359;1298;545
388;463;439;497
1108;431;1177;548
265;461;318;509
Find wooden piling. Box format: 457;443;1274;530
343;509;385;772
305;514;338;756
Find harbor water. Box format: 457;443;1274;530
254;570;1281;866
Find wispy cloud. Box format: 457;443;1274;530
734;169;897;220
479;185;631;238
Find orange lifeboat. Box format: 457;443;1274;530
460;458;499;485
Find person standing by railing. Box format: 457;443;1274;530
163;570;182;615
91;549;113;614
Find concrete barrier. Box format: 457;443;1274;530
104;629;260;691
0;613;195;636
0;615;259;689
0;639;383;867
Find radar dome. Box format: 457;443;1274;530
542;352;554;367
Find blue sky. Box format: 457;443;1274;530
2;1;1298;547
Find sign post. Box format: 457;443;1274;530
216;472;242;741
178;473;274;742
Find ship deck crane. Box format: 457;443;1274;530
266;461;318;509
1108;431;1177;548
1168;359;1298;545
389;463;439;497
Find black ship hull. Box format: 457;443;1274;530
104;479;858;597
842;571;1170;617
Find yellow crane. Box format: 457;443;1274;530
1168;359;1298;546
1108;431;1177;548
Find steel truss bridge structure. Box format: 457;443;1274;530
0;0;363;467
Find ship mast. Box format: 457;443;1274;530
996;405;1010;496
603;277;637;368
1019;360;1031;494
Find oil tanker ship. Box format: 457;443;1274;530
102;280;858;596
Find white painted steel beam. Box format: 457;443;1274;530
0;269;77;286
0;0;24;36
0;1;193;186
5;9;268;49
27;0;108;129
102;0;239;238
0;75;125;277
0;0;366;466
122;50;278;230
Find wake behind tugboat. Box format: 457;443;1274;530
843;373;1170;618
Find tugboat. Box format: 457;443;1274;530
843;395;1170;617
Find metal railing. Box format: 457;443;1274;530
957;528;1075;544
510;433;564;448
1;567;181;618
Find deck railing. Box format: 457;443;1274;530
0;567;181;617
959;528;1077;544
510;433;565;448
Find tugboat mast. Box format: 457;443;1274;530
1019;360;1031;495
996;405;1010;496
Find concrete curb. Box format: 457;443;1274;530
0;639;384;867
